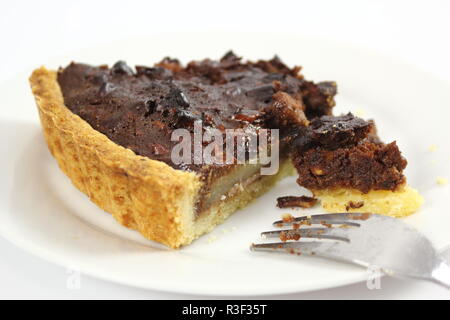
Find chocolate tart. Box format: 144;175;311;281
29;52;422;248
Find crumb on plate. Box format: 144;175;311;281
428;144;438;152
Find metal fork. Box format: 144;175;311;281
250;213;450;288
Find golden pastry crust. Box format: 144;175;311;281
30;67;202;248
313;185;424;218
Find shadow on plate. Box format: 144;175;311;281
3;119;168;254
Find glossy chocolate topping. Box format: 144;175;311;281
57;52;406;195
57;52;336;171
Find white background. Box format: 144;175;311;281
1;0;450;299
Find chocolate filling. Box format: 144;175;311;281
57;52;335;172
56;52;406;214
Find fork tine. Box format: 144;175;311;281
250;241;334;256
250;241;355;266
273;212;370;227
261;227;350;242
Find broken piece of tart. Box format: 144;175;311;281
30;52;336;248
289;114;423;217
277;196;318;208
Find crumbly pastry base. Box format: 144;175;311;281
313;185;424;218
29;67;294;248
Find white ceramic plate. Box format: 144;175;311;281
1;33;449;296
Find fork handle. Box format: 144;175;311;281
431;260;450;289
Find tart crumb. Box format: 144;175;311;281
436;177;448;186
281;213;295;223
279;231;301;242
428;144;438;152
207;235;218;243
320;220;332;228
345;200;364;211
348;212;371;220
354;108;366;117
277;195;318;208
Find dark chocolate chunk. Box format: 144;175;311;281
144;100;157;117
277;196;318;208
136;66;172;80
245;84;274;101
98;82;115;96
111;61;134;75
345;201;364;211
166;87;190;108
288;113;373;153
308;113;373;149
300;80;336;118
172;109;200;128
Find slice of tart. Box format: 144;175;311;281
29;52;422;248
